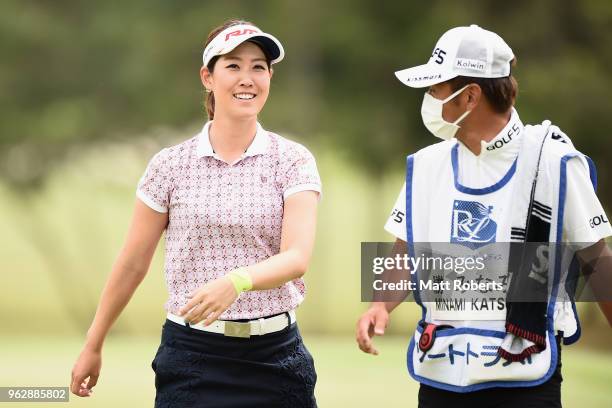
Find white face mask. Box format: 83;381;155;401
420;84;472;140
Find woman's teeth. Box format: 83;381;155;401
234;93;255;100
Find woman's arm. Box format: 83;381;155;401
180;190;319;324
84;199;168;350
71;199;168;396
249;190;319;289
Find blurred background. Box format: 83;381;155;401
1;0;611;406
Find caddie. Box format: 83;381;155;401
356;24;612;407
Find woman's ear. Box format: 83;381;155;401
200;66;213;90
269;67;274;80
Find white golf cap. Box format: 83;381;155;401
395;24;514;88
202;24;284;67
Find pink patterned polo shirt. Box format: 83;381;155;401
136;121;321;320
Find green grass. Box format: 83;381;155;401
0;335;610;407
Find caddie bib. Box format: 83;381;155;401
403;118;590;392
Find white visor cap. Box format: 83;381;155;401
202;24;284;67
395;24;514;88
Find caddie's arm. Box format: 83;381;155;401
357;238;412;355
576;238;612;326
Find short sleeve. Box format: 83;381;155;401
384;182;407;241
562;157;612;245
277;143;322;200
136;149;172;213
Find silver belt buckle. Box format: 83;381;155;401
224;321;251;338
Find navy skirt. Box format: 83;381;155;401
151;318;317;408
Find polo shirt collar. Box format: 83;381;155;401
478;108;524;159
196;121;269;158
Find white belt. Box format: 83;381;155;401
166;310;296;338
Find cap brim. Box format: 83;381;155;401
394;63;457;88
218;33;285;65
245;34;284;64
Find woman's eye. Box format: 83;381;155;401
226;64;239;69
254;65;266;70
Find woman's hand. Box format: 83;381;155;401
356;304;390;355
70;347;101;397
179;276;239;325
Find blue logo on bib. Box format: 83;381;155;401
451;200;497;248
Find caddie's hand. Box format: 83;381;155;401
179;276;238;326
70;347;101;397
356;304;389;355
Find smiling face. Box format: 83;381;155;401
200;41;272;121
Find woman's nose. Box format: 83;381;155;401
238;75;254;87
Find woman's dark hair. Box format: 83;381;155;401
448;58;518;114
203;19;272;119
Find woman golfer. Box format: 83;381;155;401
356;24;611;407
71;19;321;407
